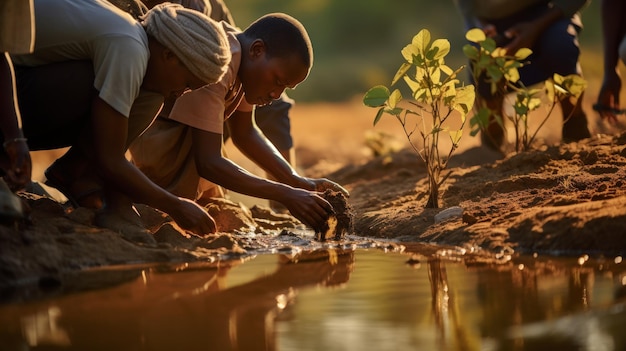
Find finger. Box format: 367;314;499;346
295;211;317;230
314;195;334;215
332;183;350;197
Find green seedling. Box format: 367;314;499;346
363;29;474;208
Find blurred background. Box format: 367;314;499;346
226;0;604;103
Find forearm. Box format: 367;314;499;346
91;97;182;211
100;155;183;212
198;155;299;202
233;131;310;189
228;109;312;190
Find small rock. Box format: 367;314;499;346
434;206;463;223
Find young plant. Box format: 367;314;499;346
463;28;587;152
363;29;475;208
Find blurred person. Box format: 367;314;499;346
594;0;626;122
129;13;348;233
0;0;34;221
454;0;592;150
11;0;232;240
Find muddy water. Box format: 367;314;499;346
0;248;625;351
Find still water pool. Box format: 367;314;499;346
0;247;625;351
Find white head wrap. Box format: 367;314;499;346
142;3;230;85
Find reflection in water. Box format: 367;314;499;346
0;249;355;351
0;249;625;351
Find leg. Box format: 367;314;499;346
14;61;106;207
518;15;590;141
561;91;591;142
0;53;28;220
15;61;96;150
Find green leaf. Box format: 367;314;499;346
412;29;431;52
431;66;442;85
401;43;419;64
514;48;532;60
481;38;497;53
491;47;506;57
431;39;450;60
560;74;587;98
440;64;454;77
463;44;479;60
425;46;438;61
392;62;412;86
388;89;403;109
486;65;503;82
363;85;390;107
403;75;420;93
504;67;520;83
373;107;385;126
465;28;486;43
452;85;475;123
528;97;541;110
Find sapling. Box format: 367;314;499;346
463;28;587;152
363;29;474;208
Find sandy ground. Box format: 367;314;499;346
2;78;626;290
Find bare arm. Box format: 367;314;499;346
229;110;310;189
90;96;216;234
191;110;334;231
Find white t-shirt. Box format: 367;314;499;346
11;0;149;118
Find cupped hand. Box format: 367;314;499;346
281;188;334;232
3;139;32;191
171;197;217;235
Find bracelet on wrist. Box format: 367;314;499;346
2;138;28;149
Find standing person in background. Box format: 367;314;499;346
11;1;231;241
594;0;626;123
129;12;347;233
453;0;592;150
0;0;34;221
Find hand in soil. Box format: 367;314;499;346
315;189;354;241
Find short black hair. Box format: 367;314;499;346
243;13;313;68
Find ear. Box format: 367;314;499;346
248;39;266;59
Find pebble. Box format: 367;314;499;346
434;206;464;223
